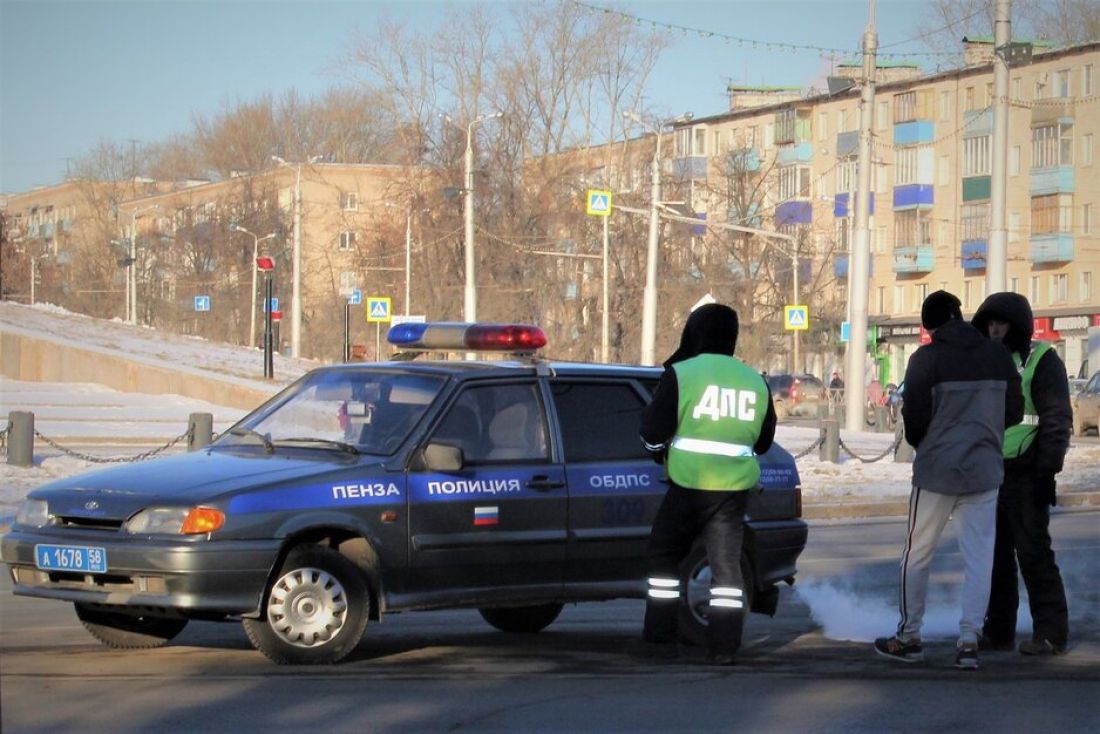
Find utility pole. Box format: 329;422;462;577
844;0;877;432
988;0;1012;294
272;155;321;357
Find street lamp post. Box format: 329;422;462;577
272;155;321;357
124;204;159;324
443;112;502;323
622;110;693;366
232;225;276;349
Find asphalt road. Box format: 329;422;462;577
1;511;1097;733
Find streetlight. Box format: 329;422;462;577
271;154;322;357
29;250;50;305
123;204;159;324
232;225;276;349
442;111;503;323
622;110;693;366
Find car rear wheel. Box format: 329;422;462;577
478;603;564;633
676;544;755;647
243;545;369;665
74;603;188;649
773;399;789;421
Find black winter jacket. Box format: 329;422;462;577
902;317;1024;495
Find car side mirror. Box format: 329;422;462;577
422;442;464;472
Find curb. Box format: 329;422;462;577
803;490;1100;520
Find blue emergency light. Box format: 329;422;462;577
387;322;547;352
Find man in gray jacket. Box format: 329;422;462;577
874;291;1023;670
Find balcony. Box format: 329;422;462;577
961;240;987;270
1029;166;1075;196
777;142;813;166
834;192;875;218
893;246;934;273
893;121;934;146
836;131;859;158
962;176;991;202
776;201;812;226
963;109;993;136
1029;233;1074;263
725;147;760;173
667;156;707;181
893;184;934;210
835;253;873;279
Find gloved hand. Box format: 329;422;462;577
1034;473;1057;507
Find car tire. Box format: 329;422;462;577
243;545;370;665
1072;408;1085;437
74;603;188;649
478;603;564;634
676;544;755;647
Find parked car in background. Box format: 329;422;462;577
765;373;825;421
1072;371;1100;437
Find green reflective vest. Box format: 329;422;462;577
667;354;768;491
1003;341;1052;459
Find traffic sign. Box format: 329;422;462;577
784;305;809;331
348;289;362;305
840;320;850;342
367;296;392;323
586;189;613;217
264;297;279;313
194;295;211;312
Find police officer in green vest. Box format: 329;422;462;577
637;303;776;665
973;292;1073;655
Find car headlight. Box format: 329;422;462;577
125;507;225;535
15;499;50;528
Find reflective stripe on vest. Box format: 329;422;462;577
671;436;755;458
1003;341;1052;459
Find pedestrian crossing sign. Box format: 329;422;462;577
367;296;392;323
784;305;809;331
586;189;613;217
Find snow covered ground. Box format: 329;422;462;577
1;301;1097;517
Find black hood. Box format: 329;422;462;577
663;303;739;368
972;292;1033;354
931;317;987;350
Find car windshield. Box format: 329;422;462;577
223;369;445;455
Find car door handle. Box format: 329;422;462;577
526;475;565;492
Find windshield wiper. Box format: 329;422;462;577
275;437;361;455
228;426;275;454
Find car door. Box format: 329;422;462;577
549;378;665;592
405;380;567;602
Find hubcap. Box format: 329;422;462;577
267;567;348;648
686;561;712;626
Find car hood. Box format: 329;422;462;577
28;448;384;522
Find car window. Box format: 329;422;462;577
551;381;650;462
430;383;548;464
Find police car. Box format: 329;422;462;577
1;323;808;664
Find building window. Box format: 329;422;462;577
915;282;928;305
964;86;976;111
1051;273;1068;303
341;192;358;211
1009;145;1021;175
876;286;886;314
1080;271;1092;302
963;135;991;176
818;112;827;141
895;210;932;248
985;81;994;107
764;123;775;149
877;101;888;130
1009;276;1020;294
894;285;905;313
1035;73;1048;99
692;126;708;156
1031;194;1073;235
1055;69;1071;98
894;92;916;123
1029;275;1040;304
1012;76;1022;101
778;165;811;201
963;279;974;310
1084;64;1094;97
939;90;951;121
836;217;851;251
339;231;357;251
1083;203;1093;235
1009;211;1021;242
1031;122;1073;168
962;202;990;241
895;146;930;185
1084;134;1094;166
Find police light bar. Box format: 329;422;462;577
387;322;547;352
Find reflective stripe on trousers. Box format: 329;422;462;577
647;576;680;600
709;586;743;609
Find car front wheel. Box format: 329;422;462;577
74;603;188;649
676;544;755;647
243;545;370;665
479;603;564;633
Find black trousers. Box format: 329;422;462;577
983;470;1069;647
643;483;748;656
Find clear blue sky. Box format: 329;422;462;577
1;0;944;194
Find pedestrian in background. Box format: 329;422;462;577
972;292;1073;656
637;303;776;665
875;290;1023;670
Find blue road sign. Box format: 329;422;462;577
348;289;362;305
194;295;211;312
264;297;279;313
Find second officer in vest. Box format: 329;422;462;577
639;303;776;665
972;292;1073;655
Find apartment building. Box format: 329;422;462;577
661;40;1098;381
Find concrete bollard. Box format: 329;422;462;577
895;426;915;463
819;418;840;464
188;413;213;451
7;411;34;467
874;405;892;433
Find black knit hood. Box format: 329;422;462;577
663;303;739;368
972;292;1033;354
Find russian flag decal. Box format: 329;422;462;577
474;506;499;526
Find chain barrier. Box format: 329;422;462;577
32;427;192;464
837;431;905;464
791;435;824;459
0;423;8;455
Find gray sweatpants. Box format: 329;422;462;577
896;485;998;647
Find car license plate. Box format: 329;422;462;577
34;544;108;574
